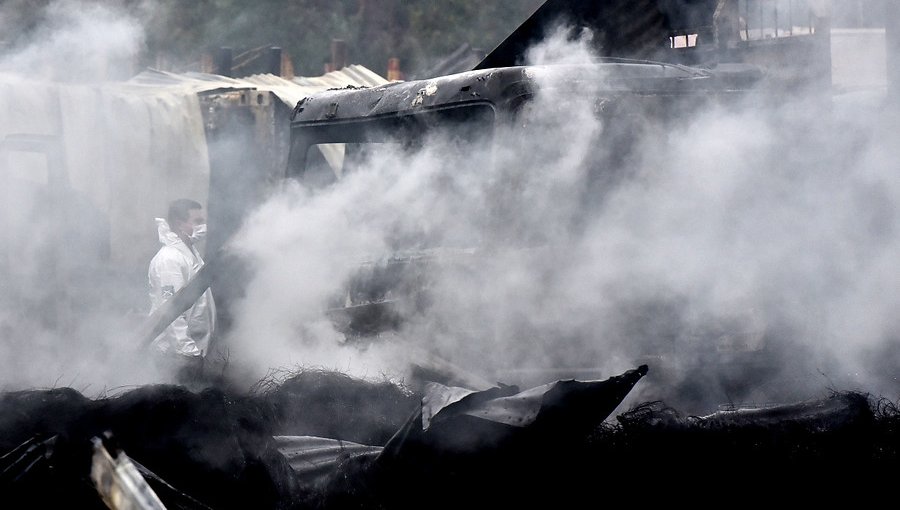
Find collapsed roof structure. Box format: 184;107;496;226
3;366;897;508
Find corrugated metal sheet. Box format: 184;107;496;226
128;65;390;108
292;64;388;88
274;435;383;487
0;64;387;273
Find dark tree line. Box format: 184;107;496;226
1;0;889;79
0;0;545;78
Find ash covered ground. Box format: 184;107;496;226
2;367;898;509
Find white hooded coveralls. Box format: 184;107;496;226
148;218;216;357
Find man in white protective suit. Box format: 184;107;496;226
148;199;216;379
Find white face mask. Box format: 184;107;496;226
190;223;207;242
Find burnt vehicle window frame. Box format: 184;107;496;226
288;103;498;186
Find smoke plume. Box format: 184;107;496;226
226;24;899;413
0;1;200;392
0;2;896;416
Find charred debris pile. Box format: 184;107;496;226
2;367;898;509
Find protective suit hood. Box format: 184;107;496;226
156;217;182;247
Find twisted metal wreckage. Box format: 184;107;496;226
4;0;900;508
3;367;897;508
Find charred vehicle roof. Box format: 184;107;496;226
287;61;762;186
289;61;762;127
280;60;767;340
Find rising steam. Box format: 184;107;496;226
0;1;142;81
0;2;895;414
0;2;189;392
226;24;899;413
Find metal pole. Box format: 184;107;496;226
744;0;750;40
387;57;401;81
266;46;282;76
214;47;233;77
331;39;347;71
759;0;764;39
775;0;778;38
813;14;832;94
887;0;900;103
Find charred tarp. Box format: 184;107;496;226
0;365;649;508
0;386;302;509
2;367;899;508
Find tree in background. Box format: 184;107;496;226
165;0;543;77
2;0;894;78
0;0;543;78
358;0;544;77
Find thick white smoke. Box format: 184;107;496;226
0;1;142;81
0;1;196;392
226;23;899;412
1;2;894;415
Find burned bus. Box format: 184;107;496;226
283;61;764;338
142;0;837;393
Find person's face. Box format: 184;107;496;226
175;208;205;238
